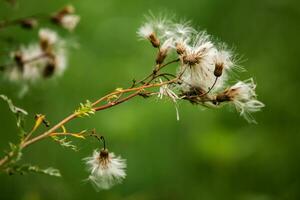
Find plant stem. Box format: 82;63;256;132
20;113;77;148
0;53;48;71
0;62;179;168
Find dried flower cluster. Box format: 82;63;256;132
0;12;265;193
0;4;80;31
5;29;67;84
0;5;80;96
138;16;264;123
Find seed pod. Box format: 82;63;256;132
40;39;50;52
214;63;223;77
100;149;109;159
149;33;160;48
51;5;75;25
183;54;201;66
13;51;24;72
59;5;75;15
216;93;231;103
156;49;167;64
176;43;186;55
43;60;56;78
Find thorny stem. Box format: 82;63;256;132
0;58;181;169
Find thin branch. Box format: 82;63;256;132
0;51;183;169
0;14;47;29
133;58;179;87
0;53;47;71
199;77;218;97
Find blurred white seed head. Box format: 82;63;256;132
7;44;46;83
60;14;80;31
39;28;58;47
51;4;80;31
84;149;126;190
39;28;58;51
5;28;68;85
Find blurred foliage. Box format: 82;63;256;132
0;0;299;199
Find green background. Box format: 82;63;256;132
0;0;299;199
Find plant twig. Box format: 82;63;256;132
0;59;181;168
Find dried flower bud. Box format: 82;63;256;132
52;5;75;22
156;49;167;64
176;42;186;55
40;40;51;53
39;29;58;53
214;63;224;77
215;93;231;103
60;5;75;15
51;5;79;31
13;51;24;71
43;59;56;78
149;33;160;48
100;148;109;160
20;18;38;29
182;54;201;66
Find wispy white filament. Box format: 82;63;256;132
136;14;264;122
84;149;126;190
228;79;265;123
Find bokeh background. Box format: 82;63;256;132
0;0;299;199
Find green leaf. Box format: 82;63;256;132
51;136;78;151
0;94;28;137
6;142;22;163
74;100;95;117
7;164;61;177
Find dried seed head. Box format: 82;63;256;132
182;53;201;66
176;42;186;55
52;5;75;22
51;5;79;31
99;148;109;159
39;29;58;53
149;33;160;48
214;63;224;77
43;60;56;78
60;5;75;15
84;149;127;190
156;49;167;64
40;39;51;53
99;149;110;168
216;79;265;123
20;18;38;29
13;51;24;71
60;15;80;31
215;93;232;103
